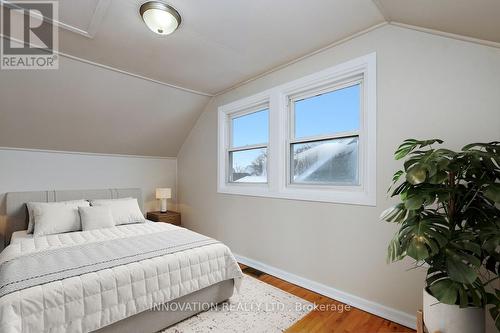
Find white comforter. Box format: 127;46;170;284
0;223;242;333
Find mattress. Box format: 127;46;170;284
9;230;30;243
0;222;243;333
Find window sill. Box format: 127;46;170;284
217;184;376;206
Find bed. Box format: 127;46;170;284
0;188;242;333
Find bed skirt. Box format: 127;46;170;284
94;279;235;333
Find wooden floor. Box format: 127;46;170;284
239;264;415;333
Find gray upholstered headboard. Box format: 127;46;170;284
5;188;143;245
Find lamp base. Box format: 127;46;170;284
160;199;167;213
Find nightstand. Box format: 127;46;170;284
147;211;181;226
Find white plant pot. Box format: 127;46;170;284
423;288;484;333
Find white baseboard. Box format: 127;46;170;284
235;253;416;330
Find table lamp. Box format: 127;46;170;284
156;188;171;212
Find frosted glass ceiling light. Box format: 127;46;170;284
140;2;181;35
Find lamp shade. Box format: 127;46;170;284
156;188;171;199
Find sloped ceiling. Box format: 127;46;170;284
55;0;385;95
376;0;500;44
0;0;499;156
0;50;209;157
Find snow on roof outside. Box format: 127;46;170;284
234;138;356;183
294;138;356;182
233;175;267;183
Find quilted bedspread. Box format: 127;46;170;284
0;223;243;333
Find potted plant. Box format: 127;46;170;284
381;139;500;332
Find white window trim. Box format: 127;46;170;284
227;102;269;184
217;52;376;206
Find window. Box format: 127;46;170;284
218;53;376;205
228;107;269;183
289;82;361;186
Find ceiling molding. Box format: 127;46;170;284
0;146;177;160
59;49;215;96
1;0;110;38
214;22;389;96
0;34;214;97
389;22;500;49
214;16;500;97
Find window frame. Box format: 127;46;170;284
287;78;363;187
217;52;376;206
227;103;270;184
218;92;272;194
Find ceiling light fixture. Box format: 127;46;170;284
140;1;181;36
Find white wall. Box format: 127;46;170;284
177;24;500;328
0;148;177;250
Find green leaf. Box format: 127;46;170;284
458;287;468;308
446;252;478;284
404;196;424;210
437;156;451;169
470;287;483;307
485;184;500;203
380;203;407;223
394;139;419;160
484;235;500;254
407;238;429;261
387;233;405;262
394;139;443;160
426;162;438;178
421;139;444;146
404;156;423;171
436;191;450;203
428;171;448;184
392;170;404;183
391;181;411;197
429;279;458;304
406;165;427;185
387;170;405;194
462;141;500;151
395;214;450;261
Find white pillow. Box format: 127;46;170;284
79;206;115;231
89;198;145;225
32;201;90;237
26;200;88;234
